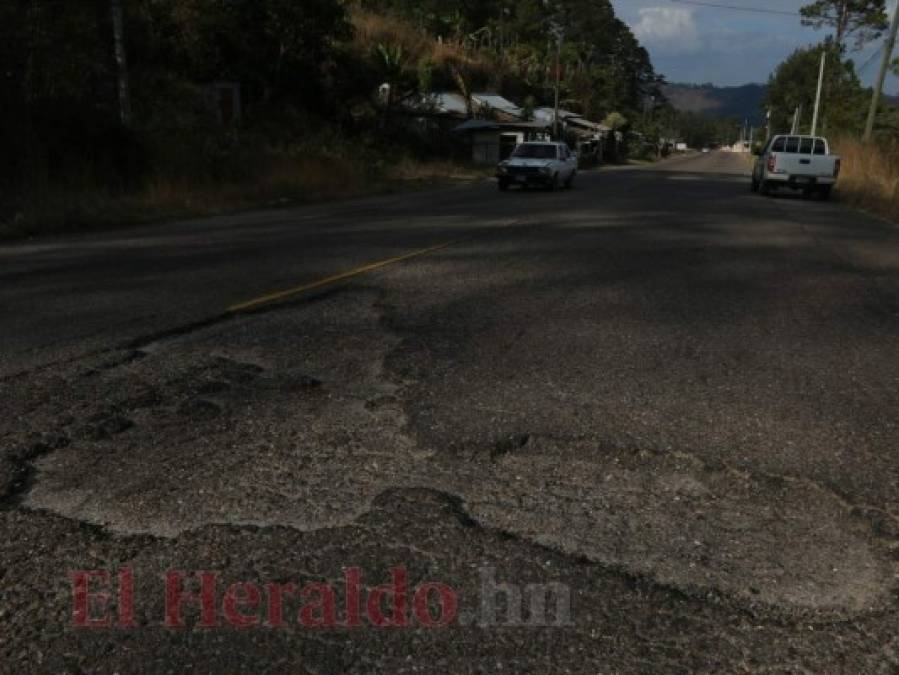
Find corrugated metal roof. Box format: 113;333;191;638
471;93;523;117
404;92;469;116
533;107;610;134
430;92;469;115
452;119;551;133
534;107;582;122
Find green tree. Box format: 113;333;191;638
800;0;889;50
764;43;868;135
159;0;350;106
603;112;628;130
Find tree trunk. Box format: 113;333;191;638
835;0;849;50
110;0;131;126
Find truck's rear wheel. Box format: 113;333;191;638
751;178;759;193
819;185;832;201
759;180;771;196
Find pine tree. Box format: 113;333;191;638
800;0;889;51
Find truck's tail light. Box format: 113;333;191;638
834;159;841;178
767;154;777;172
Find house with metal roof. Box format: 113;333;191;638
452;119;551;164
403;91;614;165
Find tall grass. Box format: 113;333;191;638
0;150;488;240
832;135;899;221
349;9;486;73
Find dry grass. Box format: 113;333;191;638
832;135;899;222
385;158;489;183
0;155;489;240
349;9;487;73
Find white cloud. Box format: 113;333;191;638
632;7;702;54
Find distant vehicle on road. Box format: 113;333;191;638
701;147;711;154
497;142;577;191
752;134;840;200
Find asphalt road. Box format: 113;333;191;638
1;152;897;672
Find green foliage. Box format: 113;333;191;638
647;107;743;149
764;43;868;135
800;0;889;50
603;112;628;130
359;0;662;121
140;0;351;105
521;96;537;122
417;57;436;93
2;0;352;192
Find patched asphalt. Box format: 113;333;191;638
1;153;897;672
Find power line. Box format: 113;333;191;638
858;44;885;74
668;0;802;17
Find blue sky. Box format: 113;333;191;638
610;0;899;92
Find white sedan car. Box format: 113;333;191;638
496;142;578;191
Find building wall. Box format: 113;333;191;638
472;131;526;164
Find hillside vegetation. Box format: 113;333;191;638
1;0;662;238
663;83;767;124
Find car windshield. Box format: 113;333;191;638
512;144;557;159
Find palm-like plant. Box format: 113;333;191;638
375;42;406;110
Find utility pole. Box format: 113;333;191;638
111;0;132;127
791;105;802;134
864;0;899;142
553;34;562;139
810;49;826;136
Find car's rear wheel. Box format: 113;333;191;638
550;174;560;191
759;180;771;196
565;172;575;189
819;185;832;201
498;179;510;192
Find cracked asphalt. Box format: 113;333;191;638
1;152;897;673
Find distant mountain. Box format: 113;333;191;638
662;83;767;123
662;83;899;125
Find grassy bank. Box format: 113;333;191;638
833;136;899;222
0;154;490;241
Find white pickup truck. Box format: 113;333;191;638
497;142;577;191
752;134;840;200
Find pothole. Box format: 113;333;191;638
444;441;895;612
22;291;426;538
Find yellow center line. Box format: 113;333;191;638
227;238;466;313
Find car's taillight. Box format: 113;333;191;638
834;159;841;178
767;153;777;172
